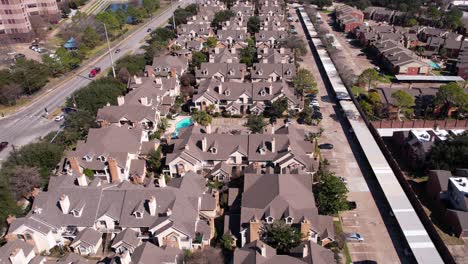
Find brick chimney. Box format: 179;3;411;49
170;68;177;78
108;157;121;183
249;218;260;243
206;124;212;134
69;157;82;173
301;219;311;240
271;137;276;153
59;194;70;214
259;243;266;257
202;137;208;151
145;67;154;77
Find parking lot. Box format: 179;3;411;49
291;7;412;263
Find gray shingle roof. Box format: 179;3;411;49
131;242;182;264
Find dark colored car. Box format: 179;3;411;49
319;143;334;149
147;28;152;32
313;112;323;119
0;141;9;152
88;67;101;78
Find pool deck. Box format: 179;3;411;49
165;115;191;137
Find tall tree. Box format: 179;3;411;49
261;220;302;254
357;68;380;90
428;132;468;171
81;26;101;49
211;10;234;28
191;51;207;69
7;166;42;200
206;37;218;49
245;115;267;133
269;98;288;118
391;90;415;120
292;68;317;96
240;38;256;67
316;169;349;215
142;0;160;14
191;110;213;126
315;0;332;9
435;82;468;117
10;59;49;95
445;8;463;29
247;16;260;35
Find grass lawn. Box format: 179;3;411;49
334;220;352;264
320;9;333;14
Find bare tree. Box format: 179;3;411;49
185;247;224;264
8;166;42;200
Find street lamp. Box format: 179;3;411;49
103;22;116;78
171;0;176;31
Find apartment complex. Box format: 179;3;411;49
0;0;59;43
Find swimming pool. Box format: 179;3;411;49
172;117;193;138
428;61;441;70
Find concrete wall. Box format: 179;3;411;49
372;119;468;129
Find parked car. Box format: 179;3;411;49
55;115;65;122
310;100;319;107
115;48;121;54
147;28;152;32
88;67;101;78
0;141;8;152
319;143;334;149
346;233;364;242
14;53;25;60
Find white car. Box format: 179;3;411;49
55;115;65;122
346;233;364;242
310;100;319;107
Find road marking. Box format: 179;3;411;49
393;209;414;213
408;242;436;249
403;230;428;236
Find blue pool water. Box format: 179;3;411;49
172;118;193;138
428;61;441;70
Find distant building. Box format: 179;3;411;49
0;0;60;43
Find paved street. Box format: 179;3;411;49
291;8;413;263
0;1;189;162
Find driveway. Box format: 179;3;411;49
292;7;412;263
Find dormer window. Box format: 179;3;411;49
155;67;161;72
210;147;217;154
228;70;234;76
71;209;82;218
286;69;291;76
260;90;266;96
225;89;231;96
83;155;92;162
133;211;143;219
258;147;266;154
164;67;169;71
285;216;293;224
97;155;106;162
266;216;274;224
258;70;263;75
202;70;208;75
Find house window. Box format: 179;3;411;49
83;155;92;162
285;216;293;224
134;211;142;219
25;233;33;240
265;216;274;224
17;234;25;240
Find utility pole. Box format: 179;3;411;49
11;144;18;165
171;0;176;31
103;23;116;78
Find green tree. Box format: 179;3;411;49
191;51;207;69
67;77;126;115
245;115;267;133
426;6;441;25
428;132;468;171
0;177;21;230
83;168;94;179
144;41;167;64
149;28;176;43
391;90;415;120
81;26;101;49
115;9;127;29
115;54;146;75
206;37;218;49
359;100;374;119
445;8;463;29
316;169;349;215
269;98;288;118
6;141;64;179
240;38;256;67
279;36;307;57
96;11;120;35
261;220;302;254
405;17;419;27
292;68;316;96
142;0;160;14
147;147;162;173
61;111;97;146
211;10;234;28
357;68;380;90
435;82;468;117
247;16;260;35
299;103;314;125
219;234;234;250
10;59;49;95
127;6;147;24
55;47;81;72
315;0;332;9
191;110;212;126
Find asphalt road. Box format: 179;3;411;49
0;1;189;162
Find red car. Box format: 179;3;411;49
0;141;8;152
88;67;101;78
